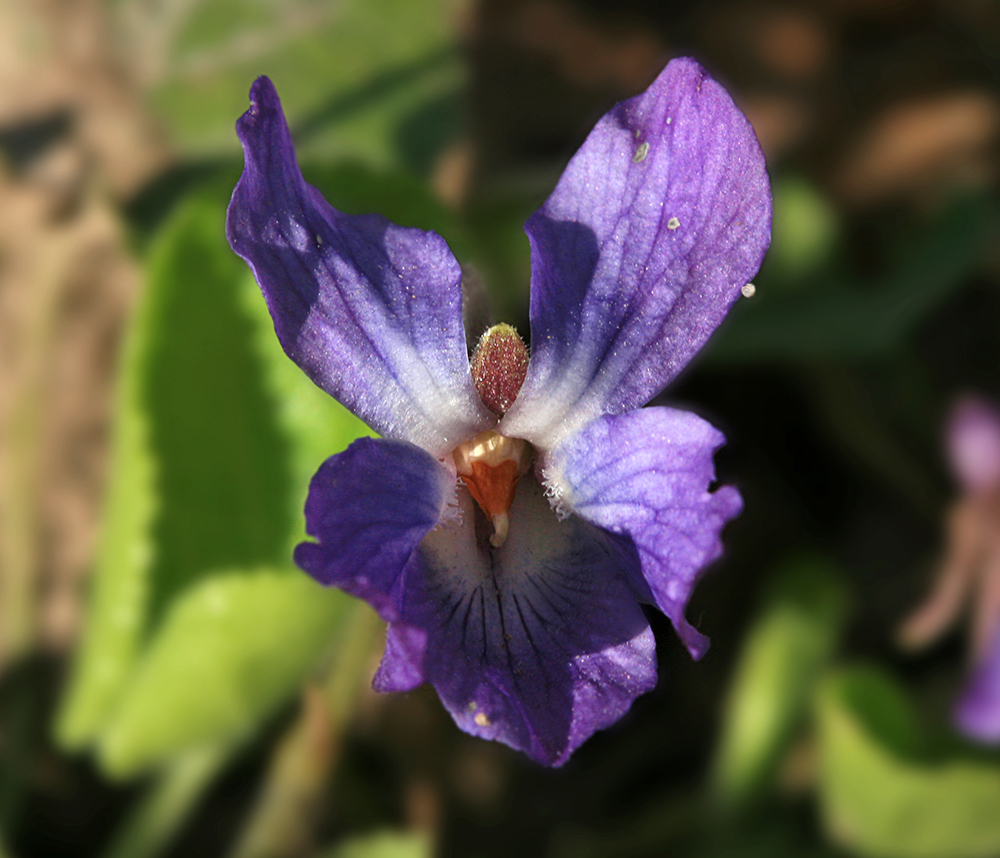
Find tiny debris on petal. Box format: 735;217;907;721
742;282;756;297
667;217;681;230
633;141;650;163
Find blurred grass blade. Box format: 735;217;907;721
98;569;351;778
817;667;1000;858
322;831;432;858
229;603;385;858
711;555;848;811
101;745;229;858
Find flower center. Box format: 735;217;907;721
453;431;532;547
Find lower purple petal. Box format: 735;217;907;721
294;437;455;619
955;627;1000;743
375;476;656;766
373;624;428;692
545;407;742;659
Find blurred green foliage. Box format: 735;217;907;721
711;556;848;811
709;195;996;362
98;570;349;776
57;195;366;773
321;831;431;858
763;176;840;288
136;0;464;172
817;668;1000;858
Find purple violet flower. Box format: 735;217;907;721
955;628;1000;743
947;396;1000;499
948;397;1000;743
226;58;772;765
901;396;1000;745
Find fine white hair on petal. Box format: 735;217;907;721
539;464;572;521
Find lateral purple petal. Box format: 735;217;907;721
955;627;1000;744
500;58;771;447
545;407;743;659
374;477;656;766
294;437;455;619
227;77;493;456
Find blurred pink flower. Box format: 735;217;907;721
900;395;1000;742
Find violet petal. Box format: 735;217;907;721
545;406;743;659
375;476;656;766
294;437;455;619
227;77;493;456
500;58;771;448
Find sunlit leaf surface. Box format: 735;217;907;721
58;192;368;764
322;830;432;858
98;569;349;777
818;668;1000;858
712;556;847;810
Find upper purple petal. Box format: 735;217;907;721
227;77;494;456
955;625;1000;744
544;406;743;659
294;436;455;618
500;58;771;448
374;476;656;766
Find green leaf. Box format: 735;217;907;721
141;197;294;622
817;667;1000;858
710;556;848;811
98;569;350;778
119;0;464;171
709;196;996;361
59;189;369;755
322;830;432;858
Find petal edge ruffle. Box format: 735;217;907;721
545;406;742;659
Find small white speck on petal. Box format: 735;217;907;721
666;117;672;125
667;217;680;230
742;282;756;298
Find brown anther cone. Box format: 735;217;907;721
470;323;528;415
